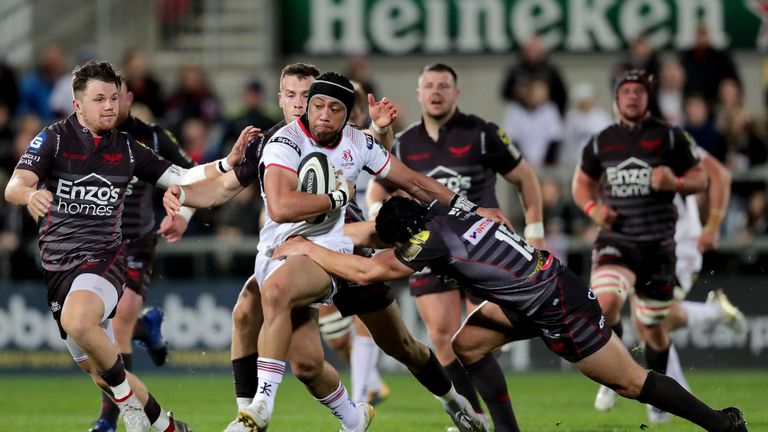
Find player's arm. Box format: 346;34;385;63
4;169;51;220
274;236;414;286
699;150;731;251
342;221;389;249
262;166;351;223
502;160;545;246
572;136;617;228
651;128;708;195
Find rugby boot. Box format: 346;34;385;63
707;290;747;333
594;385;618;411
137;307;168;366
340;402;375;432
440;394;487;432
117;393;151;432
722;407;748;432
87;418;116;432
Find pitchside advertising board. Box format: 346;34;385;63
279;0;768;55
0;276;766;372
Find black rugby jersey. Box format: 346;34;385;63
16;114;173;271
392;110;522;207
395;205;562;315
580;117;700;242
119;115;193;239
234;120;284;188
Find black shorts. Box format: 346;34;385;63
501;269;612;363
592;236;676;301
124;231;157;298
333;279;396;317
43;247;126;339
409;271;484;305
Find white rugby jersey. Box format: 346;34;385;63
258;119;391;255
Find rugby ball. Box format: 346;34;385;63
297;152;336;224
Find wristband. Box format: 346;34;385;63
523;222;545;239
584;200;597;216
450;194;479;212
328;190;349;210
216;158;233;174
674;176;684;193
177;186;186;206
177;206;195;222
369;122;390;134
368;201;383;219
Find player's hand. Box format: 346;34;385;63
476;207;512;229
273;236;311;259
335;170;356;205
25;189;53;220
227;126;261;167
527;237;547;250
368;94;398;129
589;204;618;228
651;165;677;191
163;185;184;216
157;214;189;243
698;229;719;252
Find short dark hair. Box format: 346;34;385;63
375;197;429;245
421;63;458;84
280;63;320;85
72;61;121;97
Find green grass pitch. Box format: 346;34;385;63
0;371;765;431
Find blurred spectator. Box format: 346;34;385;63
180;117;217;164
165;65;222;135
501;35;567;114
714;78;744;132
743;190;767;240
502;77;562;166
561;82;612;167
680;24;740;105
683;93;726;161
722;109;767;169
613;34;661;82
123;48;166;119
0;103;14;174
344;54;378;98
223;80;277;151
17;44;68;123
0;59;19;114
49;47;96;120
657;61;686;126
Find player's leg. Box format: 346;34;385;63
288;307;373;432
452;301;533;432
575;334;747;432
229;275;264;413
357;300;486;432
128;237;167;367
352;316;386;405
590;263;634;411
413;276;484;417
319;303;353;359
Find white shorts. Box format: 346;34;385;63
255;235;354;306
675;240;703;296
64;273;119;362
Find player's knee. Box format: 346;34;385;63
290;355;324;383
60;311;92;342
450;331;480;364
260;279;293;312
591;269;631;319
232;295;259;329
634;297;673;328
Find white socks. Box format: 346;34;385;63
665;344;690;391
680;300;724;328
350;333;381;403
111;379;132;402
316;381;362;431
236;397;252;410
151;411;171;431
250;358;286;419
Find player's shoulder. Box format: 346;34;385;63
265;120;304;157
344;124;376;149
395;120;422;141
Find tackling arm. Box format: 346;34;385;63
502;159;545;241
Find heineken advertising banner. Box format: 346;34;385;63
279;0;768;55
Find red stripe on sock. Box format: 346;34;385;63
114;390;133;403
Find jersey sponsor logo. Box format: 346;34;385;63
55;173;121;216
365;133;375;149
641;137;663;151
28;132;46;153
63;151;86;161
406;152;431;161
273;136;302;156
605;157;652;197
102;153;124;165
449;144;471;157
426;165;471;193
497;128;520;159
400;230;430;262
463;218;494;245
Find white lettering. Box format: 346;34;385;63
0;295;63;350
674;0;728;49
163;294;232;350
619;0;672;48
457;0;510;52
306;0;367;54
511;0;563;50
423;0;451;52
369;0;421;54
566;0;621;51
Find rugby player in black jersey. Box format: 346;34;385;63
367;63;545;431
4;61;257;432
273;196;748;432
572;69;708;423
87;77;200;432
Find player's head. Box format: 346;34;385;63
116;76;134;124
278;63;320;123
71;61;121;135
614;69;654;123
348;80;368;127
307;72;355;143
375;197;429;245
417;63;460;121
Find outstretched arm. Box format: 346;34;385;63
699;152;731;251
502;159;545;248
273;236;414;286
